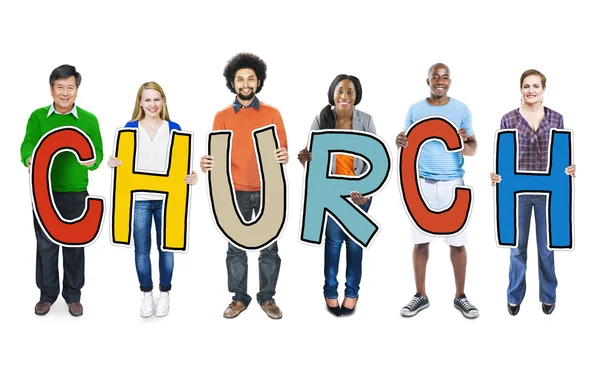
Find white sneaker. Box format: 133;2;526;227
155;292;170;317
140;292;154;318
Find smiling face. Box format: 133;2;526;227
521;75;545;105
139;88;164;119
333;79;356;114
427;65;451;99
232;68;260;103
50;76;77;114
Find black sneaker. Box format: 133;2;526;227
454;294;479;319
400;293;430;317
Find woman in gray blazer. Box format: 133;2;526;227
298;74;376;316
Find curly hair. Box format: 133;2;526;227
317;74;363;130
223;52;267;94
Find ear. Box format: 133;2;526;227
257;80;261;87
426;79;430;86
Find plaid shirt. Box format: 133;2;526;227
500;107;564;172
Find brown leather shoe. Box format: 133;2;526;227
68;302;83;317
223;300;246;319
34;301;52;316
261;300;282;319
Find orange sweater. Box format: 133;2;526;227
212;102;288;191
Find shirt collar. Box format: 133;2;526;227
232;97;260;113
48;103;78;119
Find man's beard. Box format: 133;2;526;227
237;90;255;102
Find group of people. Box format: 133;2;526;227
20;55;575;320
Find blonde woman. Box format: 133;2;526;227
108;82;197;317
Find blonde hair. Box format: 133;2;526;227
131;81;171;121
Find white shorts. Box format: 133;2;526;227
409;177;469;246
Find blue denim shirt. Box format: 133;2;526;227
232;97;260;113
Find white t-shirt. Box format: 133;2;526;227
135;121;170;201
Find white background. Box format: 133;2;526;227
1;1;597;369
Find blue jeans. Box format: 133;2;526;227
134;200;174;292
323;199;371;299
507;195;557;304
226;191;281;307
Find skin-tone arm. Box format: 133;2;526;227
458;129;477;156
396;132;408;148
490;164;576;185
200;155;214;172
297;148;312;166
274;148;288;164
184;171;198;185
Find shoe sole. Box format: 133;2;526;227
454;304;479;319
155;308;170;317
263;312;282;319
140;310;153;318
400;302;430;317
262;307;283;319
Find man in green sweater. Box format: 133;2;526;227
20;64;103;317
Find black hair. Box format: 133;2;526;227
223;53;267;94
49;64;81;88
317;74;362;130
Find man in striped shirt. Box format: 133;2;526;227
396;63;479;319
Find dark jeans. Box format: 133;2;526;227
507;194;557;305
226;191;281;307
33;191;87;304
324;199;371;299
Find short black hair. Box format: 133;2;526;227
223;53;267;94
49;64;82;88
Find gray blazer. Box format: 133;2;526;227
309;108;376;176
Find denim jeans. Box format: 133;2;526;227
33;191;87;304
507;194;557;304
323;198;371;299
134;200;174;292
226;191;281;307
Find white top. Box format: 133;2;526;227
48;103;78;118
135;120;170;201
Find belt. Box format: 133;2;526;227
419;176;457;183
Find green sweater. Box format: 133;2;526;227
20;105;104;192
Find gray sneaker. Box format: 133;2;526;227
400;293;430;317
454;294;479;319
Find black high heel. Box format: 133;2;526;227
325;297;341;317
341;296;358;316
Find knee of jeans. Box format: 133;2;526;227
345;238;364;251
134;244;151;259
259;249;280;263
325;238;343;250
135;251;150;260
160;250;174;262
227;245;248;260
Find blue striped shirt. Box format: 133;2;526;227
403;98;474;180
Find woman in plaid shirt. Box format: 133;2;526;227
491;69;576;316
